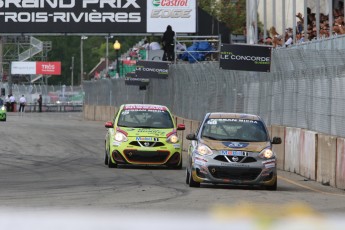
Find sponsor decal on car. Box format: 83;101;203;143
263;159;276;168
136;137;159;141
173;144;181;149
222;142;249;148
220;150;247;156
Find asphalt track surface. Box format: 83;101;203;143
1;112;345;229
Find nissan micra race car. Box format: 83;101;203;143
185;113;282;190
105;104;185;169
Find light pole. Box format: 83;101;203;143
80;36;87;84
113;40;121;78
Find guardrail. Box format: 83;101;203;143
10;103;83;112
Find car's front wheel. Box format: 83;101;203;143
265;179;277;191
189;170;200;188
107;151;118;168
185;168;190;184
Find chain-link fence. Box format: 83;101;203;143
84;35;345;138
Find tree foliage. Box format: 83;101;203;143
198;0;246;34
38;36;143;85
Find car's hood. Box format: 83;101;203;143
200;138;271;152
120;127;175;138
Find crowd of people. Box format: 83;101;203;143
258;4;345;48
2;94;42;112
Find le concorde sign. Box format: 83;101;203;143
219;44;272;72
0;0;196;34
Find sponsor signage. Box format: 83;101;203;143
219;44;272;72
147;0;196;33
125;72;150;86
11;61;61;75
135;60;169;79
0;0;196;34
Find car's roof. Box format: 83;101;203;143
121;104;169;111
208;113;262;121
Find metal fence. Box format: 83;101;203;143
84;35;345;138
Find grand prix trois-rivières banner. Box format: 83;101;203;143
0;0;196;34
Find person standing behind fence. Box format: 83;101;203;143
37;95;42;112
9;94;15;112
161;25;175;61
19;95;26;113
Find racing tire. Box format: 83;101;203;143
107;151;118;168
189;171;200;188
265;180;277;191
185;168;190;184
173;158;183;170
104;149;109;165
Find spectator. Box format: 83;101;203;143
141;40;150;50
5;94;10;111
149;41;161;50
19;95;26;113
9;94;15;112
161;25;175;61
37;94;42;112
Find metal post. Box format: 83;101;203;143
80;37;84;84
71;56;74;89
106;36;109;76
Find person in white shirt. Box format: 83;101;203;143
19;95;26;112
9;94;15;112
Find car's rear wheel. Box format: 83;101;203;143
266;179;277;191
189;170;200;188
108;151;118;168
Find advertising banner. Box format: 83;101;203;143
135;60;169;79
0;0;147;33
147;0;197;33
36;62;61;75
11;62;36;74
220;44;272;72
0;0;196;34
11;61;61;75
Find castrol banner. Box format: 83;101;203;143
147;0;196;33
11;61;61;75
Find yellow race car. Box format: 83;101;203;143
104;104;185;169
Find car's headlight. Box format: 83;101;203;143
259;148;275;159
196;144;213;156
167;134;179;144
114;132;128;142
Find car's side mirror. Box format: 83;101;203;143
186;133;197;140
105;121;113;128
272;137;282;144
177;124;185;130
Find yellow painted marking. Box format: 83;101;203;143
278;175;345;197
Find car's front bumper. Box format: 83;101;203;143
191;156;277;186
110;142;182;166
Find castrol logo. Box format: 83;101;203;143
152;0;189;7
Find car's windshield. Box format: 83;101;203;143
117;109;174;129
201;118;269;142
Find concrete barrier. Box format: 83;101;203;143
300;130;317;180
336;138;345;190
284;127;301;174
317;134;337;187
271;125;285;170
